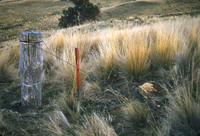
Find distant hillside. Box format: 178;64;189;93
0;0;199;42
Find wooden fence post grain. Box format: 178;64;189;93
19;31;43;109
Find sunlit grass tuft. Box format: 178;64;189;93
119;31;151;81
0;54;18;83
91;30;121;83
46;110;72;136
151;22;179;69
77;113;117;136
49;31;65;54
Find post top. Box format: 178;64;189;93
20;30;43;43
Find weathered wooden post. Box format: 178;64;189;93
19;31;43;109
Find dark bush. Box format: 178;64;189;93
59;0;100;28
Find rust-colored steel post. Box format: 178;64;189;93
75;48;80;98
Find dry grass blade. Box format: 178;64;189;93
77;113;117;136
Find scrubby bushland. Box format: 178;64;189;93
59;0;100;28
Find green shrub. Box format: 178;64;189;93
59;0;100;28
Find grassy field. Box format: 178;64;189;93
0;0;72;42
101;0;200;20
0;0;199;42
0;0;135;42
0;0;200;136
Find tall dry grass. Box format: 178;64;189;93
43;16;199;136
41;16;200;85
150;22;179;69
119;28;151;81
0;44;19;83
1;15;199;136
160;73;200;136
43;30;91;89
91;30;121;83
77;113;117;136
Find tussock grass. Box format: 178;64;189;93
174;23;200;78
82;81;101;98
46;86;117;136
58;91;81;125
43;16;199;136
49;31;65;54
0;113;4;129
55;49;88;89
0;41;19;83
0;113;5;135
43;51;57;79
45;88;81;136
119;30;151;81
42;16;200;85
0;53;18;83
120;100;149;135
160;74;200;136
1;15;200;135
46;110;72;136
151;22;179;69
77;113;117;136
92;37;120;83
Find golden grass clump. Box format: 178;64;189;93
0;41;19;83
49;31;65;54
46;110;71;136
91;29;121;82
77;113;117;136
55;48;88;89
63;30;95;59
119;28;151;81
43;30;90;88
151;22;179;69
172;17;200;78
67;32;92;59
0;53;18;83
7;43;20;67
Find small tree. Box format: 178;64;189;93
59;0;100;28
